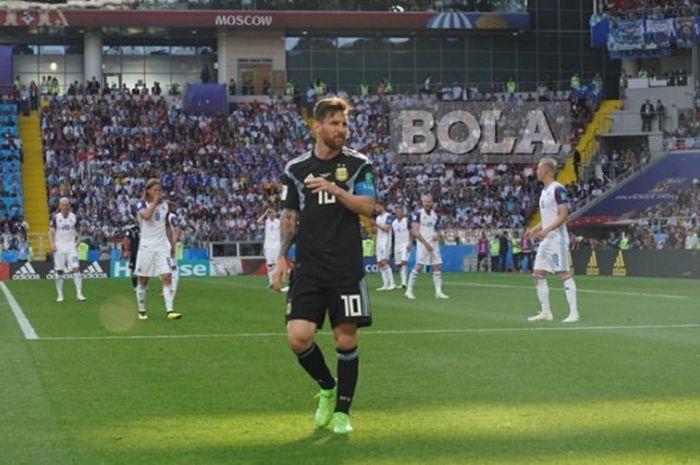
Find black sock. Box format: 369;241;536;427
335;346;359;414
131;275;138;289
296;343;335;390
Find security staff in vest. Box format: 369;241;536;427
619;232;630;251
489;234;501;272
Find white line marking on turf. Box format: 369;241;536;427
37;324;699;341
0;282;39;340
444;281;690;300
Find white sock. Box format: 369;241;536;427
171;269;179;293
407;269;419;292
563;276;578;317
432;271;442;294
267;264;275;286
379;266;388;287
55;275;64;296
400;265;407;286
382;265;395;287
73;273;83;295
535;277;551;314
136;284;147;312
163;284;174;312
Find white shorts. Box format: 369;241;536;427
376;243;390;262
416;242;442;266
394;243;410;263
533;238;570;273
135;250;172;277
264;244;280;265
54;250;79;272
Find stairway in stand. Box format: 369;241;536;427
19;110;49;258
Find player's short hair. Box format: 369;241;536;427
313;97;351;122
538;157;558;172
59;197;70;206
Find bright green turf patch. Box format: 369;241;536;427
1;274;698;464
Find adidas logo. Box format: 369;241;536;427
612;251;627;277
586;250;599;276
12;263;40;280
45;262;108;279
83;261;108;279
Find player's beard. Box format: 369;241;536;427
321;133;346;151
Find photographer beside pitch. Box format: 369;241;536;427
272;97;375;435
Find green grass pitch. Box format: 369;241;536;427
1;273;698;465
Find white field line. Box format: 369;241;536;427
444;281;690;300
37;323;699;341
0;282;39;340
196;277;691;300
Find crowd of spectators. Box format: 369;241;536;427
41;91;307;249
0;96;28;256
37;81;618;253
576;181;699;251
599;0;700;18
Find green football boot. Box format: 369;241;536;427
332;412;354;434
314;386;336;428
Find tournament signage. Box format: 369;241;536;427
572;248;700;278
111;260;210;278
0;9;528;31
9;261;111;280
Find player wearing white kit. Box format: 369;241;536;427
134;179;182;320
405;194;449;300
257;208;287;290
167;207;181;296
49;197;86;302
391;206;411;288
525;158;579;322
374;203;396;290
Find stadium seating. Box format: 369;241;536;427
38;88;615;250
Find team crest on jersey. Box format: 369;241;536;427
335;165;348;182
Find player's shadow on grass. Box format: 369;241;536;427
295;427;350;446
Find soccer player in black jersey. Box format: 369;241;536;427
272;97;376;434
124;221;140;290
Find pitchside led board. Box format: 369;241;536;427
391;102;572;164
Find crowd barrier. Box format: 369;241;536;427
572;248;700;278
2;248;696;279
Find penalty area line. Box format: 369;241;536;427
0;282;39;340
37;323;699;341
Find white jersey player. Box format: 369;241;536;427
391;206;411;288
257;208;287;290
134;179;182;320
526;158;579;323
167;208;181;295
405;194;448;299
374;203;396;291
49;197;86;302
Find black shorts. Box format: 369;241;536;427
286;273;372;330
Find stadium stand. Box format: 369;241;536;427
599;0;700;18
36;78;615;254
